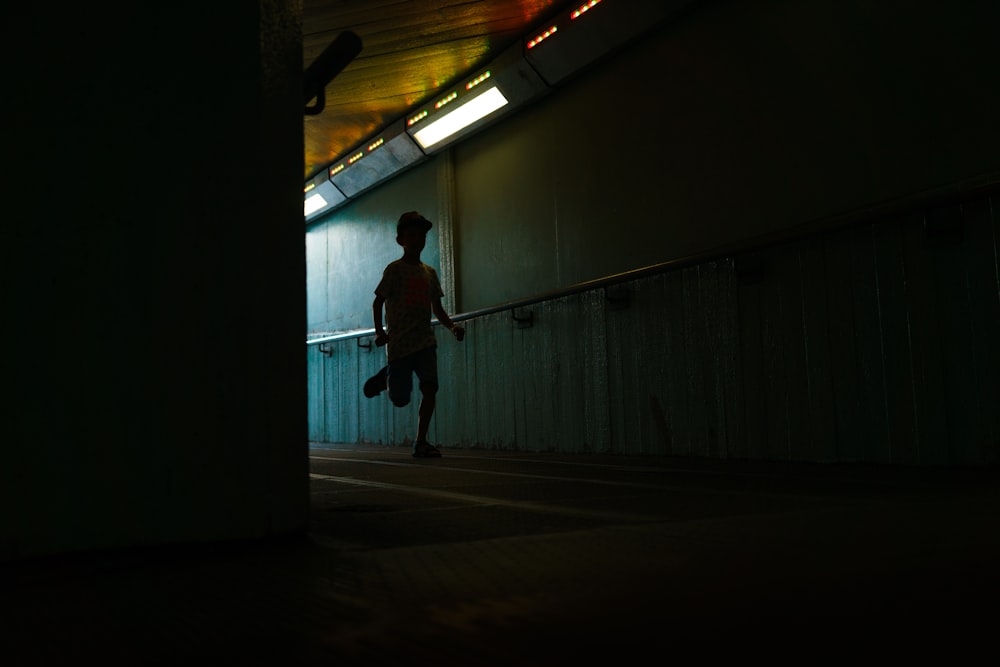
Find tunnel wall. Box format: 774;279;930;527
310;186;1000;464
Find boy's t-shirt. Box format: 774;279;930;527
375;259;444;361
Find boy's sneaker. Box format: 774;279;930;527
363;367;388;398
412;441;442;458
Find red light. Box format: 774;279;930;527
408;110;428;126
527;25;558;49
572;0;602;19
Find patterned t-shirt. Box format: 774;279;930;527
375;259;444;361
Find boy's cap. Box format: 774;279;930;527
397;211;433;233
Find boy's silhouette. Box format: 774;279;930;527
364;211;465;458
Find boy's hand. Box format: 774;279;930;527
452;325;465;342
374;330;389;347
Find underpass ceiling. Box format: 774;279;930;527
302;0;576;180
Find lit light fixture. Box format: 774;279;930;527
304;169;347;223
304;192;328;216
411;86;509;150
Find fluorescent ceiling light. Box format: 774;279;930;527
412;86;509;149
304;193;328;216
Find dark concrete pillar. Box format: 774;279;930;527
2;1;307;561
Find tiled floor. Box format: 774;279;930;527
4;445;1000;664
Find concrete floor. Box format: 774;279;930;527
4;444;1000;664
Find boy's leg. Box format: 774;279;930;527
412;346;440;450
416;387;436;443
363;366;388;398
386;356;414;408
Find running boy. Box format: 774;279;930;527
363;211;465;458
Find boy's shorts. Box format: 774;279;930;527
387;345;438;407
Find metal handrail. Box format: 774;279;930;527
305;254;705;346
305;174;1000;347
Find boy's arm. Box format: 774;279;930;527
432;298;465;341
373;294;388;346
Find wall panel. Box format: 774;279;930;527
901;213;952;465
605;282;651;456
960;196;1000;463
798;240;839;462
471;311;518;449
821;232;867;462
842;225;892;463
512;307;559;452
537;296;593;453
307;347;326;442
871;218;921;464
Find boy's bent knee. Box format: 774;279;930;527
390;394;411;408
